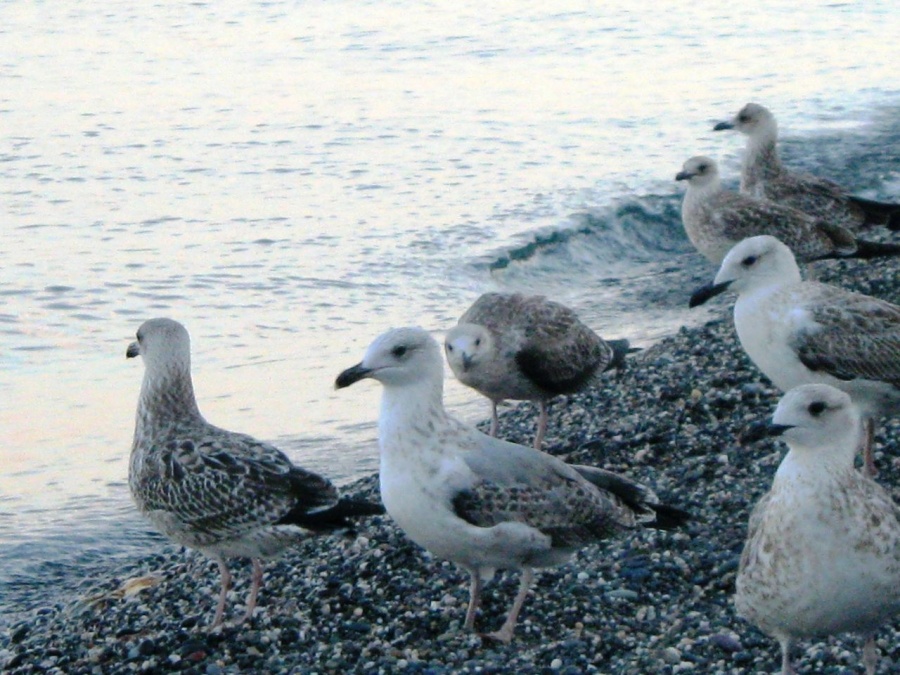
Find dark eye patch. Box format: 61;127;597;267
391;345;408;358
741;255;758;267
808;401;827;416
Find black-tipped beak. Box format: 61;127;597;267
126;341;140;359
740;421;794;444
713;121;735;131
335;363;372;389
675;170;693;181
688;280;733;308
461;354;473;372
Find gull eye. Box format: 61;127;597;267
391;345;408;358
136;331;144;342
697;163;707;172
808;401;827;417
446;344;454;353
741;255;758;267
474;338;481;347
738;113;750;123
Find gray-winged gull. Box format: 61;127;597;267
736;384;900;675
713;102;900;231
689;235;900;476
675;155;900;264
127;318;384;628
444;293;633;449
335;326;688;643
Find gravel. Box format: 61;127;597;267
2;254;899;674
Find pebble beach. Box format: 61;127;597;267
3;253;900;675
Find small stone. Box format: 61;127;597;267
662;647;681;664
605;589;639;601
550;657;563;669
709;633;742;652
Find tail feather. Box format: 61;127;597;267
848;195;900;229
814;237;900;261
605;339;641;372
571;464;691;530
279;496;384;532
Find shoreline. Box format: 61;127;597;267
3;253;899;674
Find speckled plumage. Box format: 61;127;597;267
736;385;900;675
445;293;631;448
714;103;900;231
690;235;900;475
128;318;383;628
675;155;864;264
335;326;686;643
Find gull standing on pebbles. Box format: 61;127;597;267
444;293;634;449
335;326;688;643
675;155;900;265
689;235;900;476
713;102;900;231
736;384;900;675
127;318;384;628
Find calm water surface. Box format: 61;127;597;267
1;0;898;617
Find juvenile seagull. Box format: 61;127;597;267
736;384;900;675
335;327;688;643
713;102;900;231
445;293;633;449
127;318;383;628
689;236;900;476
675;155;900;265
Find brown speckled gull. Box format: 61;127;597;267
335;326;687;643
127;318;383;628
736;384;900;675
675;155;900;264
689;235;900;477
713;102;900;231
444;293;633;449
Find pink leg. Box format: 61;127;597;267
463;572;483;631
489;401;499;437
486;568;534;644
243;558;264;623
863;418;877;478
211;559;232;629
533;402;548;449
779;637;795;675
863;635;878;675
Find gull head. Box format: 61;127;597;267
766;384;861;456
335;326;443;390
126;317;192;374
675;155;720;188
689;235;800;307
444;323;493;377
713;102;776;139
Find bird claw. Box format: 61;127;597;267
478;630;513;645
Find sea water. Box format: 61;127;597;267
1;0;898;619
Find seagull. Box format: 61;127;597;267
736;384;900;675
127;318;384;628
689;235;900;476
713;102;900;231
444;293;634;449
675;155;900;265
335;326;688;643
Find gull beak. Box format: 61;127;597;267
675;170;694;181
335;362;373;389
126;341;140;359
688;279;733;308
461;353;474;372
713;120;735;131
740;422;795;444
